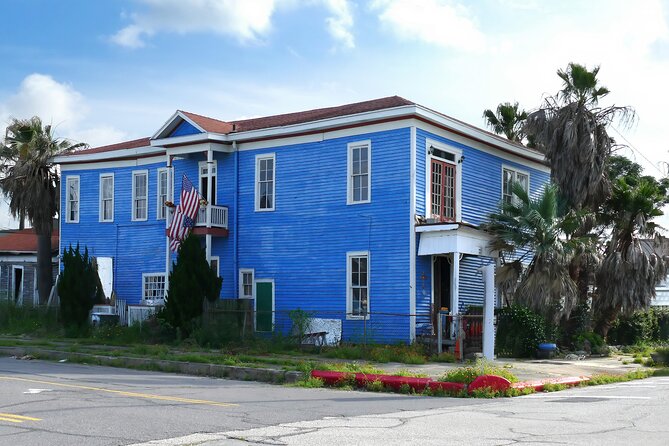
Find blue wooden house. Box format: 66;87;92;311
54;96;549;343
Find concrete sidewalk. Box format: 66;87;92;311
359;355;644;381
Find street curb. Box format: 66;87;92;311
311;370;589;394
0;346;304;384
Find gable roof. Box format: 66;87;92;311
179;111;234;134
0;228;59;255
68;137;152;156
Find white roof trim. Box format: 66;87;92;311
151;110;207;140
53;145;163;164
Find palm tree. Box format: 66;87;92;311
0;117;86;304
484;183;585;322
525;63;635;210
594;177;668;337
482;102;528;142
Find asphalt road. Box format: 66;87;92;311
0;357;667;446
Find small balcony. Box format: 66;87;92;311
196;204;228;229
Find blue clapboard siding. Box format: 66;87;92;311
458;255;496;311
236;128;412;342
60;162;167;305
170;120;202;137
415;128;550;225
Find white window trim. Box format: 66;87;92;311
425;139;462;223
346;250;370;320
255;153;276;212
347;140;372;205
239;268;254;299
11;265;24;304
132;170;149;222
65;175;80;223
501;164;530;203
157;167;168;220
210;256;220;277
99;173;114;222
198;160;218;205
142;272;167;302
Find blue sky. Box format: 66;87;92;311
1;0;669;228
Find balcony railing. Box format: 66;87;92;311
196;205;228;229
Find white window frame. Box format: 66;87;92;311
255;153;275;212
142;273;166;302
11;265;24;304
99;173;114;222
157;168;168;220
501;165;530;205
425;139;462;223
198;160;218;205
346;251;370;320
210;256;220;277
347;140;371;205
65;175;80;223
239;268;254;299
132;170;149;221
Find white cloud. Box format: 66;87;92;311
0;74;126;148
323;0;355;49
371;0;485;52
111;0;278;48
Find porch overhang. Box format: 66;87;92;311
416;223;495;257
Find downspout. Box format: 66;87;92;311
165;153;172;293
205;147;213;264
233;141;239;299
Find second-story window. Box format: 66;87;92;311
99;174;114;222
132;171;148;221
157;168;168;220
348;141;371;204
428;142;461;223
502;167;529;205
255;154;275;211
199;161;217;205
66;176;79;223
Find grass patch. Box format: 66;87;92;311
439;359;518;384
317;362;383;374
542;383;568;392
430;352;456;363
321;343;428;364
584;369;654;386
391;368;428;378
365;379;385;392
294;377;324;388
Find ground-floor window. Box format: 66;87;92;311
142;273;166;301
347;251;369;319
239;269;254;299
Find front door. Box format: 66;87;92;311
432;256;451;331
255;280;274;332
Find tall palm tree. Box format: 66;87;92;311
484;183;585;322
482;102;528;142
0;117;86;304
594;177;668;337
525;63;635;210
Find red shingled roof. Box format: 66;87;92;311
0;229;58;254
180;111;234;134
70;137;152;156
230;95;414;132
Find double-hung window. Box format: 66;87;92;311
347;251;369;319
142;273;166;301
99;174;114;222
348;141;371;204
428;142;460;223
255;154;275;211
502;167;529;205
66;176;80;223
239;269;254;299
132;171;148;221
157;168;168;220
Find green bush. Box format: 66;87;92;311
439;359;518;384
574;332;606;354
652;347;669;366
495;305;554;357
160;234;222;337
607;309;664;345
58;244;104;336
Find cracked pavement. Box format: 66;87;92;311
1;357;667;446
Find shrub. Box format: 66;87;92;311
607;309;669;345
365;380;385;392
574;332;606;354
439;359;518;384
58;244;105;336
289;308;313;346
496;305;554;357
652;347;669;366
160;234;222;337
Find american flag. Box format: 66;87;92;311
168;175;201;252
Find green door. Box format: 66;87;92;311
255;281;273;332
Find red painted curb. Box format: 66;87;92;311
469;375;511;392
511;376;589;392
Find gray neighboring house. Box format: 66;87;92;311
0;228;58;305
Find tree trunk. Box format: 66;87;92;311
594;305;620;340
36;229;53;305
19;209;25;230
